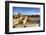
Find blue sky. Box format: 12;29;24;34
13;7;40;15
